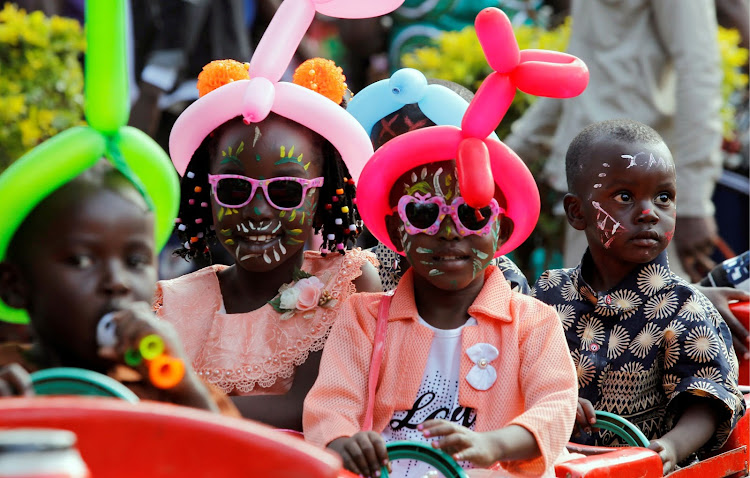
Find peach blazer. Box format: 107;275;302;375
303;267;577;476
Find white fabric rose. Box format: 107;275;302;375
279;286;302;310
465;343;499;391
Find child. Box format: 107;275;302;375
0;159;235;414
304;8;590;476
532;119;746;474
347;69;529;294
154;0;395;429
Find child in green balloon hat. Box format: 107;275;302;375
0;0;237;414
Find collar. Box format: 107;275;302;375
575;249;673;308
388;267;513;323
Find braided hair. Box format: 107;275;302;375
173;115;362;262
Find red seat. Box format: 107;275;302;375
555;395;750;478
0;397;342;478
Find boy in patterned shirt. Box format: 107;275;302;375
533;119;745;474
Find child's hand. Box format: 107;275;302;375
574;397;597;435
97;302;218;411
648;438;678;475
327;432;389;478
99;302;188;367
0;363;33;397
419;419;499;467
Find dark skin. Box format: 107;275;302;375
328;161;538;478
207;117;381;426
564;136;719;473
0;176;217;411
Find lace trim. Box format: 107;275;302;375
196;248;375;394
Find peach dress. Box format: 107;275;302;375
155;249;377;395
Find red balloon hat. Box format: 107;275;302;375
357;7;589;257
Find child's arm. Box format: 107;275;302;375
648;397;719;475
303;294;378;445
419;420;539;467
503;298;579;474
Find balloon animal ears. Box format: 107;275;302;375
355;7;589;258
455;7;589;209
197;58;348;105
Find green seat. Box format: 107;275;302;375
383;441;468;478
30;367;140;403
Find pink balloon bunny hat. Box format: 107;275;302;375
169;0;405;182
356;7;590;257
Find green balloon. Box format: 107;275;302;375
114;126;181;251
0;126;105;324
84;1;129;134
0;0;181;325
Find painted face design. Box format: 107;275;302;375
387;160;501;291
210;117;322;272
581;140;676;265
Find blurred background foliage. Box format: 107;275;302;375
0;3;85;171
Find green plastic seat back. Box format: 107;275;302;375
30;367;140;403
593;411;650;447
383;441;468;477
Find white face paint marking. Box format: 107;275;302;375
429;269;444;276
253;126;261;147
622;152;645;169
236;244;241;258
594;184;602;188
411;172;418;183
240;254;260;261
273;247;280;262
271;223;282;234
279;242;286;254
249;222;256;231
432;168;444;198
592;200;626;249
598;173;606;177
240;223;249;233
263;251;271;264
603;163;610;168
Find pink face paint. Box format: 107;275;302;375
665;228;675;242
642;209;651;215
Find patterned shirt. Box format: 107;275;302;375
370;243;530;294
532;251;745;453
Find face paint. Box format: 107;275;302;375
416;247;433;254
592;200;625;248
221;142;244;166
253;126;261;147
429;269;444;276
220;228;232;236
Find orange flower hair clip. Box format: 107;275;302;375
197;60;251;98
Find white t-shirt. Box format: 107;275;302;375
381;316;478;478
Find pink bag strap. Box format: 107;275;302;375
363;292;393;432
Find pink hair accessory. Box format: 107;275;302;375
356;8;589;258
169;0;404;179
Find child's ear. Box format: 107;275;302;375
563;193;586;231
385;213;405;253
0;262;29;310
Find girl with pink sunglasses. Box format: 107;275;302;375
153;0;404;429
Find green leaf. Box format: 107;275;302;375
268;295;283;312
292;268;313;281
